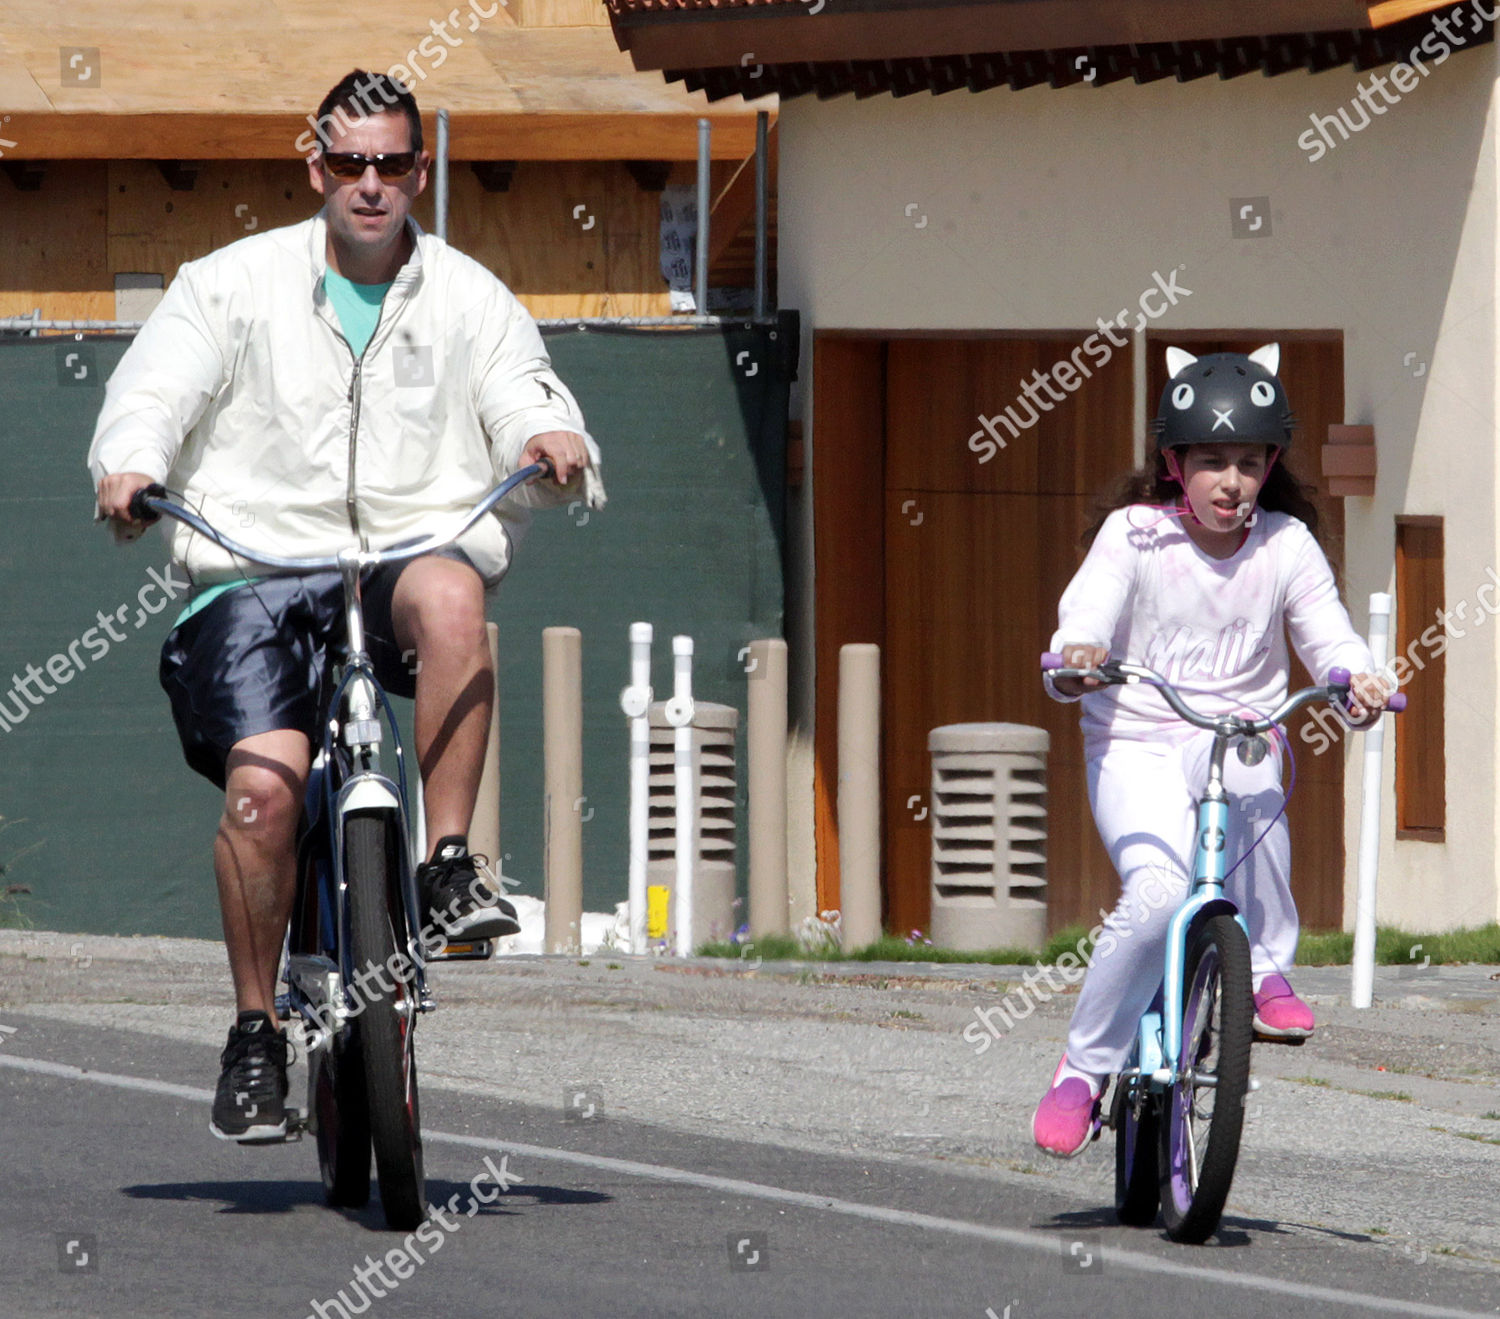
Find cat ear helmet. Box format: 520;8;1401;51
1152;343;1294;456
1154;344;1292;522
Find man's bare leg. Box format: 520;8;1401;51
391;556;491;858
215;730;311;1017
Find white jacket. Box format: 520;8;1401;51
88;214;604;587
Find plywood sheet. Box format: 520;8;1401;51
4;158;681;321
0;161;110;319
0;2;769;160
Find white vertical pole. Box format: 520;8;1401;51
1352;592;1392;1009
666;637;697;955
620;623;654;954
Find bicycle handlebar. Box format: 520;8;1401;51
126;457;558;573
1039;652;1405;732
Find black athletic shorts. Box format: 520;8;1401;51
160;549;475;789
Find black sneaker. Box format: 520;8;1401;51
418;835;520;941
209;1010;291;1142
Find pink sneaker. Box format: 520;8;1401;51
1253;973;1314;1041
1032;1056;1103;1158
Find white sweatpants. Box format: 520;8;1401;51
1064;730;1299;1076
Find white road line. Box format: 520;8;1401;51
0;1051;1487;1319
0;1051;211;1102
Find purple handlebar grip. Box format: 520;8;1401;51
1388;693;1407;713
1041;652;1064;671
1328;666;1350;687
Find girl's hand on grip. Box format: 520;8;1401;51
1346;670;1393;722
1052;644;1111;697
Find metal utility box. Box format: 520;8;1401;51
927;722;1049;952
647;701;740;948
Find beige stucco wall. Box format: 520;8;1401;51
777;40;1500;932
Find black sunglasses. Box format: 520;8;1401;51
321;151;418;181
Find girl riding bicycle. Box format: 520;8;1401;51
1032;343;1392;1158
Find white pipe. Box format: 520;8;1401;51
1351;592;1392;1009
665;636;697;955
620;622;654;953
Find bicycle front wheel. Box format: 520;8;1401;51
1158;913;1252;1244
310;1026;371;1207
1112;1070;1160;1227
346;811;426;1230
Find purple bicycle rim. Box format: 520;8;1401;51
1169;947;1219;1209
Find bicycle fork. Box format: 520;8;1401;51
1136;733;1248;1089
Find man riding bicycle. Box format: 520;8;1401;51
88;71;604;1143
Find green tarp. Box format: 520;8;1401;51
0;321;790;936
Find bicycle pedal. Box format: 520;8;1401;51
238;1110;307;1146
1253;1031;1307;1046
428;939;495;962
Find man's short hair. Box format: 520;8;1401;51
310;70;423;154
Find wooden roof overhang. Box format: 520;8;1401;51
0;1;771;161
605;0;1490;99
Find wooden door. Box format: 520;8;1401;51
881;337;1134;935
814;331;1346;939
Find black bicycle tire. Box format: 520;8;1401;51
1158;913;1253;1244
1113;1074;1161;1227
311;1027;371;1207
346;811;426;1230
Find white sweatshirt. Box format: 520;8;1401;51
88;215;604;588
1048;506;1372;748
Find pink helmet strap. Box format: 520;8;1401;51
1162;449;1204;526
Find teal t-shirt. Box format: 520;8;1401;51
323;268;393;357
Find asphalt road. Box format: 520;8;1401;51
1;935;1497;1318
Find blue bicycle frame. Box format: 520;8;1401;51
1053;658;1390;1088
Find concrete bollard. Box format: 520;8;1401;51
469;622;502;882
543;626;583;955
747;638;789;937
838;643;882;950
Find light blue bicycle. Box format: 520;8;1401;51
1040;654;1403;1243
